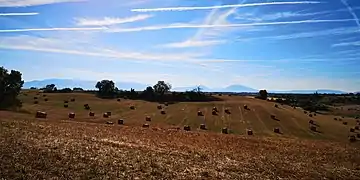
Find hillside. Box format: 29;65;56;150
0;91;360;179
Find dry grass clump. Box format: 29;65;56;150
0;117;360;180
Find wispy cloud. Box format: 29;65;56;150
131;1;321;12
0;35;205;63
339;0;360;28
160;7;238;48
332;41;360;47
0;12;39;16
162;40;226;48
108;19;355;32
75;14;153;26
0;19;353;34
0;0;85;7
237;26;359;41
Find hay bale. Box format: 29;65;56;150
222;127;228;134
357;134;360;138
225;108;231;114
35;111;47;119
145;116;151;121
293;106;296;109
309;114;313;117
212;107;218;112
157;105;162;110
356;116;359;119
197;111;204;116
164;102;169;106
34;97;38;100
106;121;114;125
212;110;218;115
64;100;69;103
274;104;278;108
309;120;314;124
273;127;280;133
356;120;360;123
199;124;206;130
343;122;348;125
184;125;191;131
34;101;38;104
89;112;95;117
84;104;90;110
334;118;338;120
161;110;166;115
42;94;46;97
44;98;48;102
349;135;356;142
310;126;317;132
117;99;121;102
103;113;109;118
70;98;75;102
304;111;307;114
68;112;75;119
355;126;359;130
130;105;135;110
64;104;68;108
270;115;276;120
118;119;124;125
247;129;253;135
244;105;249;110
314;114;317;116
142;124;150;128
106;111;112;116
350;128;355;132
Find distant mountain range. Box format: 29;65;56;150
23;79;351;94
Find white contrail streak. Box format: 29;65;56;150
339;0;360;28
0;19;353;33
0;27;107;33
108;19;355;33
131;1;321;12
0;12;39;16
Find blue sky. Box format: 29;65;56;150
0;0;360;91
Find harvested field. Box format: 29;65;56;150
0;115;359;179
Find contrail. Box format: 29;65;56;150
131;1;321;12
0;19;354;33
339;0;360;28
108;19;355;33
0;12;39;16
0;27;107;33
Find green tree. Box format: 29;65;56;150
43;84;56;93
0;66;24;109
95;80;116;98
258;89;268;100
153;81;171;97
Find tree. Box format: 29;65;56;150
43;84;56;93
95;80;116;98
73;87;83;91
141;86;155;100
153;81;171;97
258;89;268;100
0;66;24;109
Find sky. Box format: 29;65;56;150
0;0;360;92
